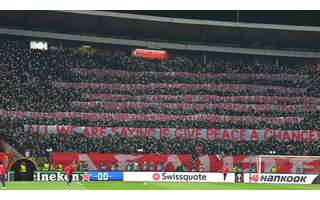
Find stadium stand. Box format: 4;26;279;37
3;4;320;174
0;39;320;173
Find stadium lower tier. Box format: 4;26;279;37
48;152;320;174
3;128;320;157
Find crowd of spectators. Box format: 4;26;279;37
2;126;319;157
0;41;320;158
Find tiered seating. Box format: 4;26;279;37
0;41;320;165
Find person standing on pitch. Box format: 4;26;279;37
64;164;76;187
221;165;229;181
0;161;6;189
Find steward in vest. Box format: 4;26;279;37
232;165;238;173
57;163;63;171
43;162;50;171
20;162;27;173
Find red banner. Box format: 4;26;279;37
24;125;320;142
52;152;193;171
71;68;308;82
133;49;168;60
51;153;320;174
53;82;305;94
260;156;320;174
71;101;318;113
82;93;318;104
0;109;302;125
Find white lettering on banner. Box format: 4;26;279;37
53;82;306;94
82;94;319;104
123;172;235;183
33;172;81;181
70;101;318;113
0;109;302;125
23;125;320;142
246;173;319;184
70;68;309;82
160;173;207;182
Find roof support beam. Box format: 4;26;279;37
306;32;316;51
96;18;106;34
269;30;278;48
132;20;138;39
237;28;244;47
23;11;35;28
60;13;69;32
202;25;207;44
167;23;173;42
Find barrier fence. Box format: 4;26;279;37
18;171;320;184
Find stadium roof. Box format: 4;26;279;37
116;11;320;27
0;10;320;58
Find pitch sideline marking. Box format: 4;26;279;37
76;182;83;186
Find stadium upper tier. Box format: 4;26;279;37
0;42;319;127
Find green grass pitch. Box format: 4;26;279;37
2;181;320;190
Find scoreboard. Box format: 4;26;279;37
86;171;123;181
